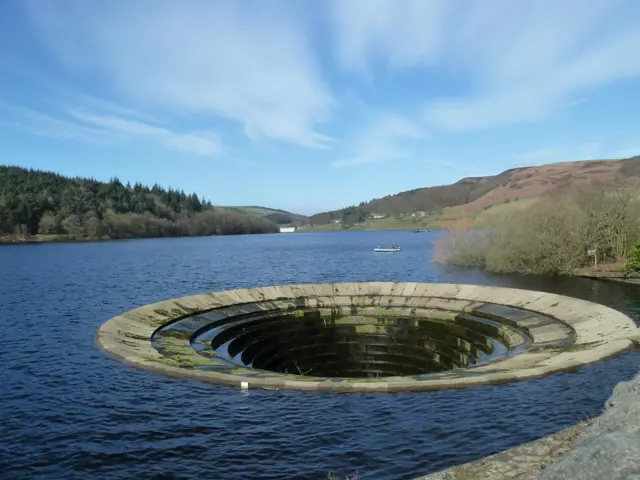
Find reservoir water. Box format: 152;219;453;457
1;230;639;479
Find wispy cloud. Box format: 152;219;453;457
72;94;158;123
0;103;115;144
24;0;334;149
330;0;445;75
1;102;222;156
70;109;222;156
330;0;640;131
12;0;640;171
331;113;426;168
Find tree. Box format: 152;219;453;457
435;185;640;275
625;241;640;274
38;212;58;235
62;214;84;237
83;213;104;238
0;166;279;240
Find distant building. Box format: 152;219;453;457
279;226;296;233
371;213;386;219
331;219;341;224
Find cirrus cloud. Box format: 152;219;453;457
24;0;334;149
329;0;640;131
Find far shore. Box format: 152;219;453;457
295;223;451;233
0;227;442;245
575;266;640;284
0;231;274;246
0;234;78;245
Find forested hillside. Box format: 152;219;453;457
0;166;278;240
309;156;640;226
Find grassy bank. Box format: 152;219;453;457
434;186;640;276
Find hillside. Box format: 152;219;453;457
0;166;279;241
308;156;640;227
219;206;308;225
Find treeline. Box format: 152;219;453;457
434;185;640;275
0;166;278;240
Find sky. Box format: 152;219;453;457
1;1;639;215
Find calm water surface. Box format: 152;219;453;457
1;231;639;480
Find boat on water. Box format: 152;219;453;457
374;243;402;253
412;229;431;233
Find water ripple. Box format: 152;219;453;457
1;232;638;480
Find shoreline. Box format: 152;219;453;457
0;231;276;246
0;234;84;245
575;268;640;285
0;227;444;245
296;225;446;233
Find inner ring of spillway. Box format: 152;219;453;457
152;307;533;378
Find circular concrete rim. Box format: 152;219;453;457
96;282;638;392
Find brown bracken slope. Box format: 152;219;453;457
309;156;640;224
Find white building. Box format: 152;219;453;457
279;226;296;233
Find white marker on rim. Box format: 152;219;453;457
240;381;249;390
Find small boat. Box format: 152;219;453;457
412;229;431;233
374;245;402;252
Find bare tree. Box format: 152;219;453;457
435;185;640;275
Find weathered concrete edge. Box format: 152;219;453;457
96;282;638;392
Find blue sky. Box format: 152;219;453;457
1;0;639;215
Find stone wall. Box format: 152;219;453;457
538;370;640;480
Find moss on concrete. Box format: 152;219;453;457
97;282;638;393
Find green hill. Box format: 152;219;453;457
0;166;279;242
219;205;308;225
